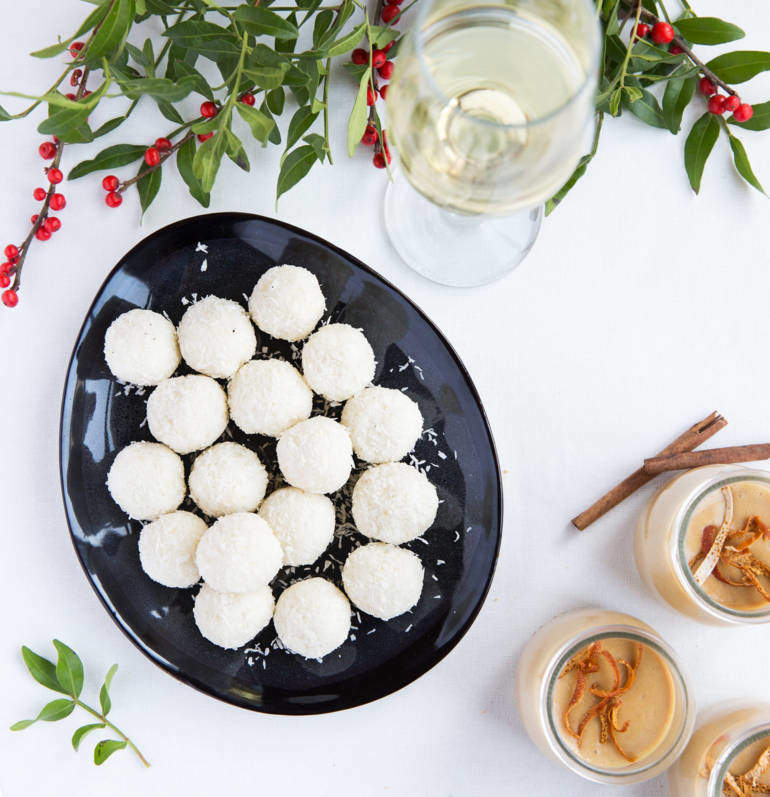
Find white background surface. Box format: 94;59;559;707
1;2;769;795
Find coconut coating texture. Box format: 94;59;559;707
195;512;283;593
147;375;228;454
177;296;256;379
341;386;423;463
273;578;350;659
301;323;375;401
276;416;353;494
228;359;312;437
188;442;268;517
106;441;185;520
193;583;275;649
342;543;424;620
259;488;335;566
104;308;180;386
248;265;326;343
352;462;439;544
138;511;207;588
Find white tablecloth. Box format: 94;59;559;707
1;1;769;794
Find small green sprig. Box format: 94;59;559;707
10;640;150;768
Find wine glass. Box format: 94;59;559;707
384;0;601;287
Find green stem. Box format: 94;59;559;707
75;700;150;768
680;0;694;13
618;2;644;96
322;58;333;165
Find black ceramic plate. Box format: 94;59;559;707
60;213;502;715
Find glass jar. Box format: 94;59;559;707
515;608;695;784
669;703;770;796
635;465;770;624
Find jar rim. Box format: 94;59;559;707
708;721;770;796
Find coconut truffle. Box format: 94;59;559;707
147;375;228;454
188;442;268;517
342;543;424;620
104;308;180;386
138;511;207;588
248;265;325;342
276;416;353;494
177;296;256;379
195;512;283;593
106;441;185;520
352;462;439;544
273;578;350;659
259;488;335;566
193;583;274;649
228;359;312;437
341;386;423;463
301;323;376;401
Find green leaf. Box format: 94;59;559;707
156;100;184;124
69;144;146;179
136;0;147;14
94;739;128;765
368;25;398;49
675;17;745;46
164;20;240;60
11;699;75;731
706;51;770;84
137;162;162;215
662;75;696;133
235;103;274;144
177;137;210;207
623;86;643;103
728;134;765;194
21;646;67;694
266;87;284;115
234;7;299;40
0;104;10;121
261;101;281;145
38;77;110;140
193;132;227;193
53;640;84;698
609;87;622;116
93;116;128;138
325;24;366;57
172;60;214;100
72;723;106;751
242;64;289;90
286;106;318;150
85;0;136;65
225;129;250;171
99;663;118;716
728;100;770;132
684;112;720;193
111;68;196;102
313;9;334;48
303;132;327;162
142;38;154;75
275;12;298;54
276;145;318;201
347;66;371;156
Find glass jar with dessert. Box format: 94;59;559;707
515;608;695;784
635;465;770;624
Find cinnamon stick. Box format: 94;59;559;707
571;411;728;530
643;444;770;475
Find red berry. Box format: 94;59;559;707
44;217;61;233
708;94;726;115
0;262;12;276
699;78;716;96
65;93;76;101
50;193;66;211
70;69;82;87
33;187;47;201
386;0;403;5
4;244;18;260
47;168;63;185
378;61;394;80
0;275;9;288
669;44;683;55
634;23;649;38
361;125;379;146
383;41;395;52
144;147;161;167
380;84;389;100
372;50;387;69
69;41;84;57
102;175;119;192
733;103;754;123
30;215;39;225
240;92;256;106
105;191;123;208
1;289;18;308
382;4;399;23
39;142;57;160
723;95;740;112
351;48;368;65
200;101;218;118
651;22;674;45
198;132;214;142
154;137;172;152
83;90;92;98
373;150;392;168
35;227;51;242
366;85;377;106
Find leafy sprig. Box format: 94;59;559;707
11;641;149;768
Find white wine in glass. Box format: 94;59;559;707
385;0;601;287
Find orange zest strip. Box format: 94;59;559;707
608;715;637;763
562;669;586;740
743;745;770;784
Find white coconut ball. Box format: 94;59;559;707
341;386;423;464
276;416;353;494
147;375;228;454
177;296;256;379
106;441;185;520
301;323;375;401
138;511;207;588
188;442;268;517
259;488;335;566
248;265;325;342
342;543;425;620
352;462;439;544
228;359;312;437
104;308;180;386
193;583;275;650
273;578;350;659
195;512;283;593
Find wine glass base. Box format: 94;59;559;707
384;173;543;288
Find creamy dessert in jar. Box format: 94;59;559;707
669;704;770;797
515;608;694;784
635;466;770;623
